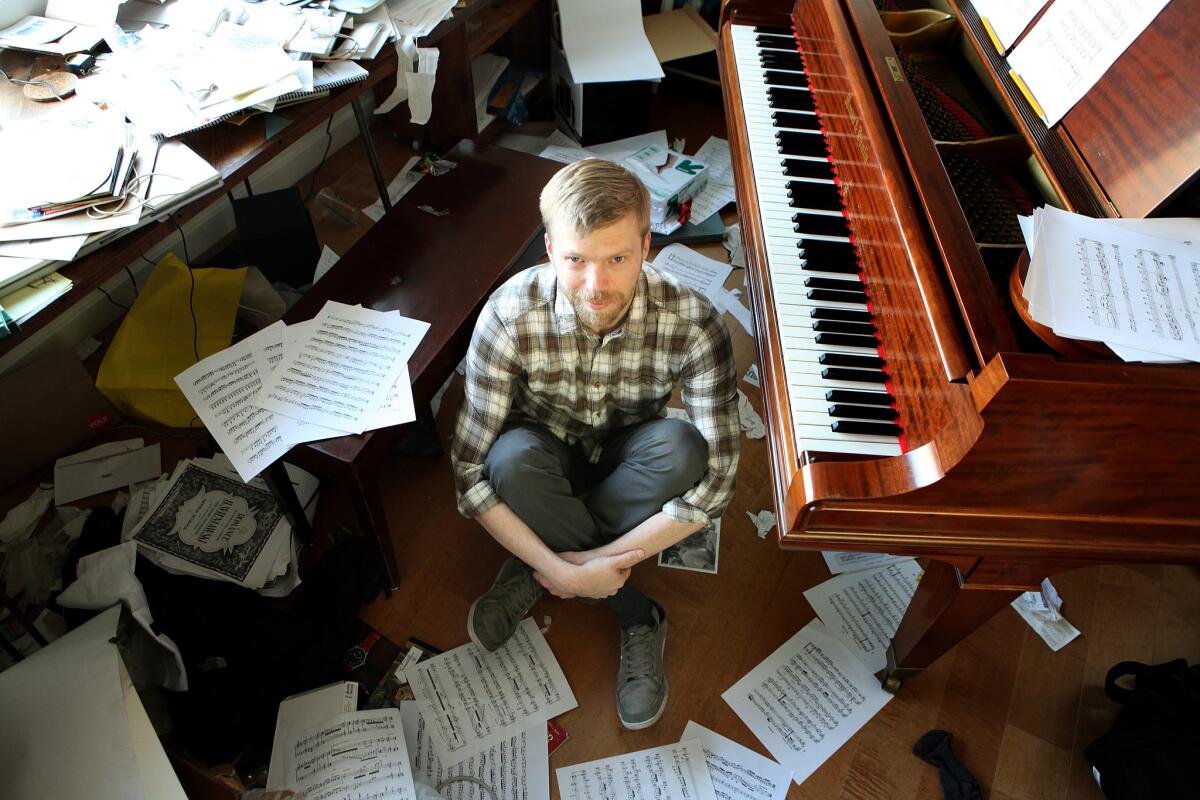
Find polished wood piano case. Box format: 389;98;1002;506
718;0;1200;683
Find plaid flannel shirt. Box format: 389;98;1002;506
451;263;740;527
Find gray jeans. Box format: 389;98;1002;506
484;417;708;627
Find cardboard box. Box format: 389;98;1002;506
623;144;709;225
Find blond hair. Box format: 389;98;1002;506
539;158;650;240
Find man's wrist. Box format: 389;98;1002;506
545;556;578;593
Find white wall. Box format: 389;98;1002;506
0;102;368;374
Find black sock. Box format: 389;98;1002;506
913;730;982;800
605;587;657;628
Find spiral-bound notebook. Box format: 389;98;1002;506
156;62;370;138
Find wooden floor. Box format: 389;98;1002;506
304;94;1200;800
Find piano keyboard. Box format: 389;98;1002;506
730;23;903;457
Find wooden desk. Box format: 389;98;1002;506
273;140;560;588
0;47;398;359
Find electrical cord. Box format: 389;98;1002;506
97;286;130;312
167;215;200;363
124;265;139;297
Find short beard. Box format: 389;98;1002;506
566;286;631;334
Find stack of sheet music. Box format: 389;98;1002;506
176;301;430;484
122;454;318;596
1019;207;1200;363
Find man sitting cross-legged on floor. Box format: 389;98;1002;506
450;158;740;729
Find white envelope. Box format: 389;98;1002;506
53;439;162;506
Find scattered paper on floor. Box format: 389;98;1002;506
1012;591;1081;652
722;619;892;787
284;708;417;800
803;559;922;673
557;738;716;800
738;390;765;439
405;617;577;764
681;721;792;800
743;364;759;388
821;551;909;575
746;509;775;540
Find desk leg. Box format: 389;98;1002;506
352;94;392;212
348;462;402;591
264;461;315;545
884;559;1018;690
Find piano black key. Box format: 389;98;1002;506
772;111;820;130
787;180;842;209
820;352;886;369
760;50;804;66
756;34;796;48
782;158;835;180
831;419;902;436
821;367;888;383
826;389;894;406
764;70;809;88
794;211;851;237
802;261;859;275
804;277;862;292
753;24;795;36
815;332;878;348
776;131;827;158
798;238;856;261
828;404;897;421
813;320;876;336
811;307;873;323
807;288;868;304
768;88;817;112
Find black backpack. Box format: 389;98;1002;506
1084;659;1200;799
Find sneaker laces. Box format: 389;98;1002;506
621;624;658;682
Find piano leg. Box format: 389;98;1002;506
883;559;1020;692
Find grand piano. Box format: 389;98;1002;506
716;0;1200;686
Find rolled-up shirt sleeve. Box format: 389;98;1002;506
451;301;522;518
663;307;740;526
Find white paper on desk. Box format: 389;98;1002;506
653;244;733;307
1007;0;1170;126
54;439;162;506
266;681;359;790
558;0;663;84
803;559;922;674
174;323;295;481
1038;206;1200;361
407;617;577;764
314;246;340;284
284;708;418;800
400;701;550;800
270;321;350;442
0;234;87;262
257;301;428;433
821;552;908;574
0;113;126;213
969;0;1049;52
681;721;792;800
722;619;892;787
363;155;424;221
557;738;717;800
0;16;75;45
537;144;598;165
388;0;457;38
589;130;669;163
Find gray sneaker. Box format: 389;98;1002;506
616;604;668;729
467;557;544;652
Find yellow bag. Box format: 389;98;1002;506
97;253;246;427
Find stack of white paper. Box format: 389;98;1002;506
175;302;429;485
1020;207;1200;363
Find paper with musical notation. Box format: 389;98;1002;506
399;701;550;800
969;0;1049;52
406;617;577;764
284;708;417;800
256;301;428;434
174;322;294;483
1007;0;1171;126
821;551;909;575
681;721;792;800
557;738;717;800
722;620;891;787
803;559;922;674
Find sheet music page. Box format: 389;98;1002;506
256;301;429;433
722;620;892;787
687;136;736;224
284;708;417;800
1007;0;1171;125
969;0;1049;52
406;617;577;764
652;244;733;306
1039;206;1200;361
803;559;923;673
174;322;292;482
398;701;549;800
680;721;792;800
820;551;908;575
556;738;717;800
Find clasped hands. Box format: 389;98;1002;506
532;548;645;600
